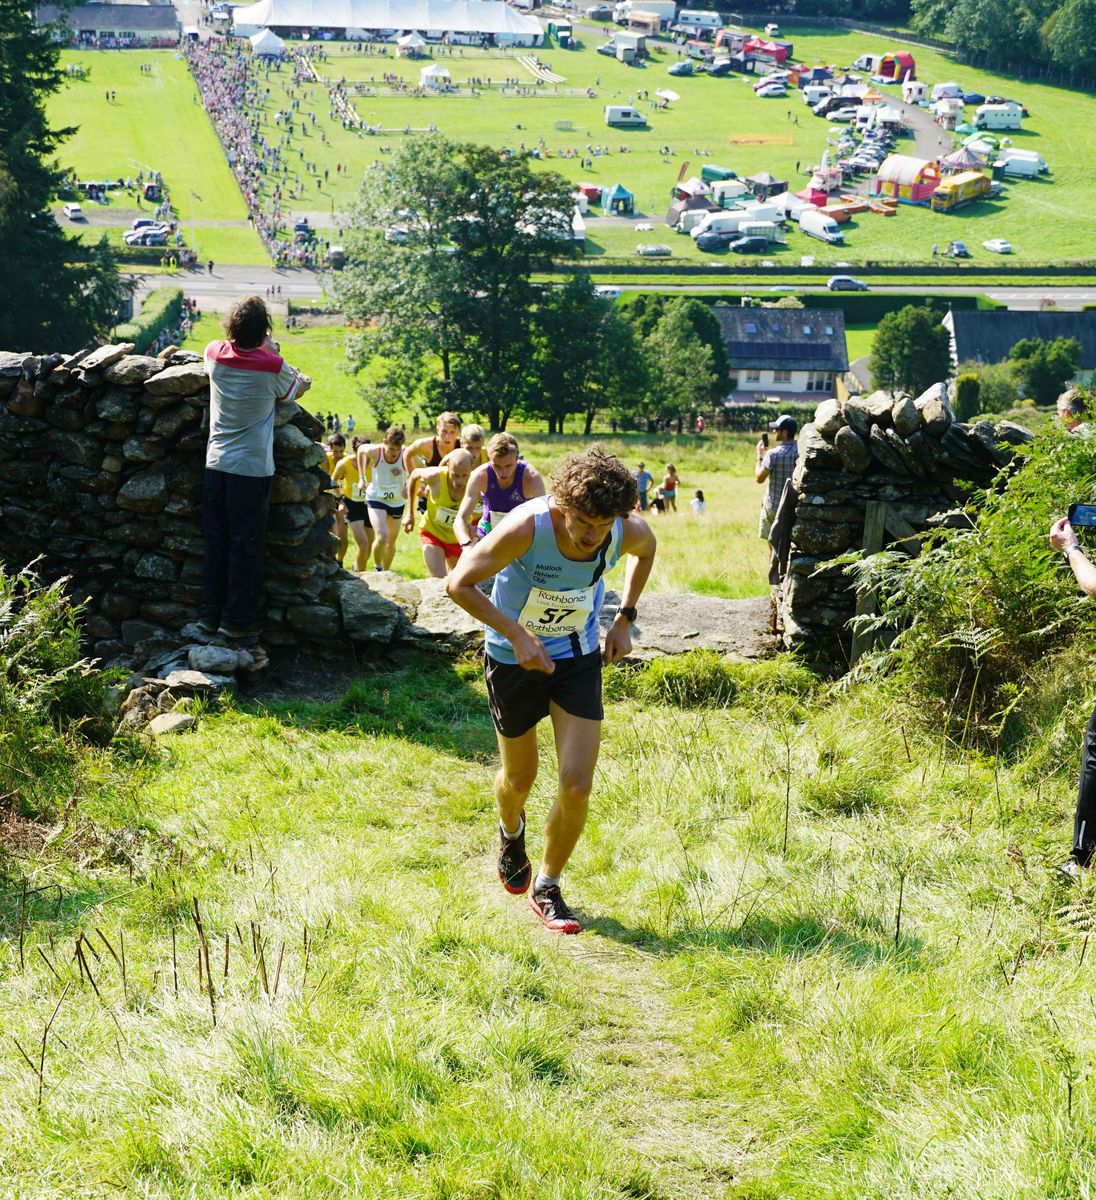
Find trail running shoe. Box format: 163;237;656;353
528;884;582;935
498;813;531;895
1056;858;1089;884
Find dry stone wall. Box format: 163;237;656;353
0;342;406;663
780;383;1032;672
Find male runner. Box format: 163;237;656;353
454;432;545;550
356;424;408;571
405;411;461;513
331;436;374;571
446;447;656;934
404;448;473;577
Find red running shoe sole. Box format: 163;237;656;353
527;893;582;935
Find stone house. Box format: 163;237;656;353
37;3;180;46
714;305;848;402
943;310;1096;384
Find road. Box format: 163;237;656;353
132;264;1096;313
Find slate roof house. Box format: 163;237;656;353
943;310;1096;382
714;305;848;401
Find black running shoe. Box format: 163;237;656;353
528;884;582;934
498;813;531;895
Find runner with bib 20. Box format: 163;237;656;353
446;447;656;934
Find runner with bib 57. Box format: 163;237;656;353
446;447;657;934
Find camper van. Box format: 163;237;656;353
712;179;749;205
675;8;721;33
799;208;844;244
604;105;647;127
613;0;676;23
802;84;833;106
974;103;1022;131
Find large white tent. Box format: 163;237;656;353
420;62;450;86
249;27;286;54
232;0;543;44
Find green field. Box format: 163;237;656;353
48;51;268;264
48;31;1096;269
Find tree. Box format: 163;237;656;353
640;300;717;430
1009;336;1082;405
623;295;730;400
869;305;952;395
1045;0;1096;67
953;372;982;421
336;136;575;430
957;359;1019;414
524;274;646;435
0;3;127;350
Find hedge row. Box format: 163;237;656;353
720;401;820;432
113;287;184;354
619;291;1001;323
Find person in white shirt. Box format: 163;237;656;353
690;489;706;516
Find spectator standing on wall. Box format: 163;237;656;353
198;295;310;646
755;415;798;540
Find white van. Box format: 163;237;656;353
997;147;1048;172
677;208;714;233
740;201;782;224
995;156;1039;178
799;208;844;244
604;105;648;127
690;211;747;239
676;8;721;32
802;84;832;106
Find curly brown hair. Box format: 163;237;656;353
552;445;638;519
223;295;271;349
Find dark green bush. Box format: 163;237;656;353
864;428;1096;745
113;286;184;353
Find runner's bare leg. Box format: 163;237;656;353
495;726;539;834
541;704;601;878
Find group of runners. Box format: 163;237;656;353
316;411;658;933
320;411;548;579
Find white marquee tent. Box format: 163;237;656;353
232;0;544;44
249;27;286;54
420;62;450;86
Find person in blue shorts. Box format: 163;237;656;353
446;447;657;934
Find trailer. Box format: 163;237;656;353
974;103;1022;131
929;170;990;212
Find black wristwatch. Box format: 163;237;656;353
618;605;638;623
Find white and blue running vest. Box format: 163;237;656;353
486;497;623;665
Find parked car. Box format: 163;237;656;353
131;217;161;230
768;284;797;293
704;59;732;76
123;228;167;246
593;285;622;299
586;3;612;16
986;95;1029;114
636;243;673;256
963;92;985;105
596;41;616;55
668;59;694;76
728;235;768;254
945;240;971;257
756;84;787;98
753;71;788;89
61;202;84;220
827;274;869;290
826;107;859;122
695;230;736;251
982;238;1013;254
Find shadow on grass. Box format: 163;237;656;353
246;653;499;762
586;912;924;969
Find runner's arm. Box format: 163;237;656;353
522;465;547;500
446;511;553;673
355;443;380;479
454;465;488;546
603;516;657;666
402;468;440;530
403;437;431;476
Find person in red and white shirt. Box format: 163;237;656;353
199;295;310;645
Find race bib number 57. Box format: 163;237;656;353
518;586;595;638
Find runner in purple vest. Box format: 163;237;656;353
454;432;546;550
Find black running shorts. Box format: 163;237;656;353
344;498;369;524
484;649;603;738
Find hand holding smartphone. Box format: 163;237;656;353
1068;504;1096;528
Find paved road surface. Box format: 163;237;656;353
133;264;1096;313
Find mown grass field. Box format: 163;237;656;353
3;647;1095;1197
48;50;268;264
182;313;771;597
48;30;1096;268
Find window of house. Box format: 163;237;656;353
805;372;834;392
802;324;812;335
745;369;761;383
824;325;834;335
773;370;792;383
744;322;757;334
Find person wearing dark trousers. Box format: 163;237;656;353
198;295;310;645
1049;512;1096;878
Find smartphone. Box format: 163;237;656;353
1068;504;1096;527
761;433;769;447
